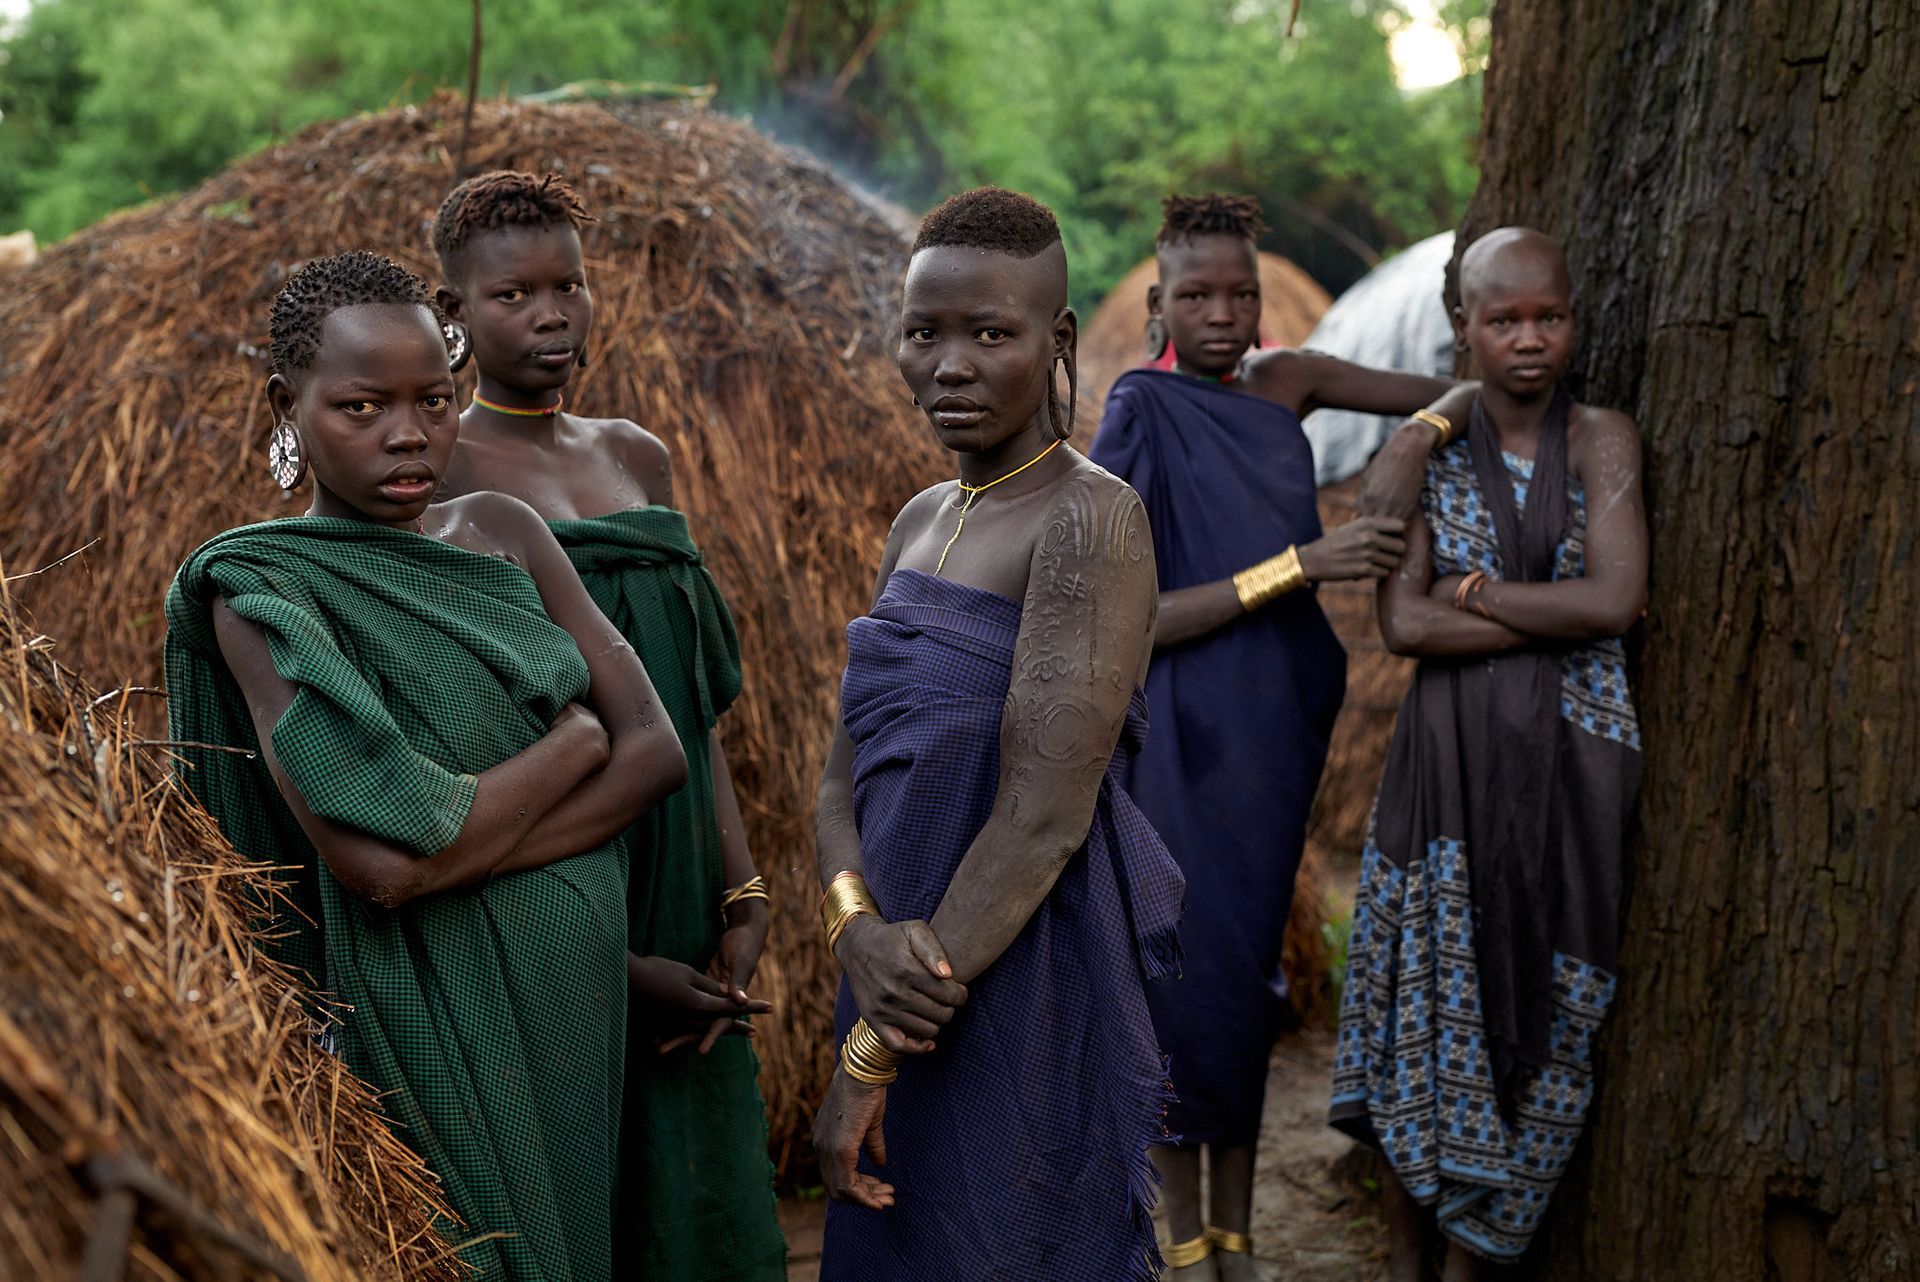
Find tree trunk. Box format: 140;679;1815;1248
1459;2;1920;1278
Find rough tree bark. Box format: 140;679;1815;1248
1456;2;1919;1278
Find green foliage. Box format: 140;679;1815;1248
0;0;1482;305
873;0;1479;302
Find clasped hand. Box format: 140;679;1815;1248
837;915;967;1054
815;916;967;1209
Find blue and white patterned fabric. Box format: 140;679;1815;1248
1423;442;1640;750
1331;437;1642;1261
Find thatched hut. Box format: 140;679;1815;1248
0;599;461;1279
1077;250;1333;411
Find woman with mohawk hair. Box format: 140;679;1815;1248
812;186;1184;1281
1089;193;1465;1279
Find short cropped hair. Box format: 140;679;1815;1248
912;186;1062;258
269;250;442;379
432;170;594;275
1156;192;1268;247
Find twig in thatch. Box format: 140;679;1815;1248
81;1150;311;1282
77;1185;138;1282
1;538;100;582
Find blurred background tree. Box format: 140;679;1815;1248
0;0;1484;305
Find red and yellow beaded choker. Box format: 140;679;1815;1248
471;391;565;417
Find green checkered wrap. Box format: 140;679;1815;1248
548;508;784;1280
165;518;627;1280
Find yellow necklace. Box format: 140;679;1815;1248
934;438;1064;575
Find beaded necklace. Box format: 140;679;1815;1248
472;390;564;417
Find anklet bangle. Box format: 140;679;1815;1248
1163;1233;1215;1268
1207;1226;1253;1255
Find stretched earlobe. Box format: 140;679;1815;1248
443;321;472;372
1049;355;1077;441
267;419;308;491
1064;356;1078;440
1144;316;1169;361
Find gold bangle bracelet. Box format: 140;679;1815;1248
820;872;882;955
1412;408;1453;447
720;874;769;910
841;1017;900;1085
1231;544;1308;612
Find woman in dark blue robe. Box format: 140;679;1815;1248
811;188;1184;1281
1089;193;1456;1278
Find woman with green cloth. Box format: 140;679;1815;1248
164;250;691;1280
428;171;786;1279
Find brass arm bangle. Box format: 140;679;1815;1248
1412;408;1454;447
720;874;770;921
820;871;882;956
1231;544;1308;612
840;1016;900;1085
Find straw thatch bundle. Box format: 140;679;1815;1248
1077;251;1333;411
0;94;942;1182
0;590;462;1279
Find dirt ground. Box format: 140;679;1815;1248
781;1025;1388;1280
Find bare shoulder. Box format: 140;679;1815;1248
1240;346;1303;381
588;415;671;473
210;595;267;661
208;595;295;714
891;479;959;542
1238;347;1310;399
1569;403;1642;472
577;414;674;499
430;490;551;564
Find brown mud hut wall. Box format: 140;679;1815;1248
0;96;943;1183
1307;478;1414;883
0;601;462;1280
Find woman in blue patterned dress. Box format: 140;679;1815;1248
1330;228;1648;1281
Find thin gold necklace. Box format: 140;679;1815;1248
934;438;1063;575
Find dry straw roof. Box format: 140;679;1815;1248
0;589;463;1279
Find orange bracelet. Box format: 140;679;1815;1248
1470;580;1494;618
1454;570;1487;612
